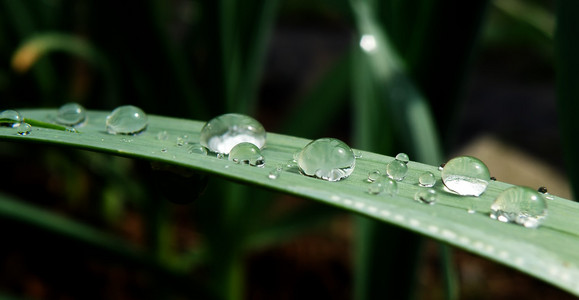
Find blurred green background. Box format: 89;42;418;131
0;0;576;299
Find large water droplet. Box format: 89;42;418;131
200;113;266;155
386;160;408;181
105;105;148;135
490;186;547;228
296;138;355;182
395;153;409;164
415;189;437;204
56;102;86;126
16;122;32;136
0;109;23;127
441;156;490;196
228;142;265;167
418;172;436;187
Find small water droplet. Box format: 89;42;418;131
490;176;497;181
157;131;169;140
441;156;490;196
188;143;208;155
105;105;148;135
268;167;282;180
538;186;548;194
56;102;86;126
418;172;436;187
467;207;476;214
367;178;385;194
384;178;398;196
286;160;297;168
296;138;356;181
386;160;408;181
16;122;32;136
200;113;266;154
490;186;547;228
216;153;224;159
161;148;168;153
0;109;23;128
395;153;409;164
438;163;445;171
415;189;437;204
367;170;381;182
228;142;265;167
354;150;362;158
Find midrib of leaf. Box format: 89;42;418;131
1;109;579;296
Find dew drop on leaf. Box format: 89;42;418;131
0;109;23;128
384;178;398;196
268;166;282;180
441;156;490;196
415;189;437;204
367;170;381;182
490;186;547;228
296;138;355;182
200;113;266;155
56;102;86;126
228;142;265;167
16;122;32;136
367;178;385;194
105;105;148;135
386;160;408;181
395;152;409;164
418;172;436;187
188;143;208;155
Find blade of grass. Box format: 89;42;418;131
555;0;579;201
1;109;578;296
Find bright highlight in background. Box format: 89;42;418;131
359;34;377;52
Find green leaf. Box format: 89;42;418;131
2;109;579;296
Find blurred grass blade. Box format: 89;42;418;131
555;0;579;200
1;109;579;296
11;32;118;105
349;0;442;165
494;0;554;39
282;51;351;138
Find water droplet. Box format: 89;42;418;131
490;176;497;181
467;207;476;214
415;189;437;204
395;153;409;164
0;109;23;127
438;163;445;171
161;148;168;153
386;160;408;181
354;151;363;158
367;170;381;182
105;105;148;135
383;178;398;196
268;166;282;180
216;153;224;159
441;156;490;196
16;122;31;135
157;131;169;140
367;178;385;194
418;172;436;187
228;142;265;167
188;143;208;155
200;113;266;154
538;186;548;194
296;138;355;182
56;102;86;126
490;186;547;228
